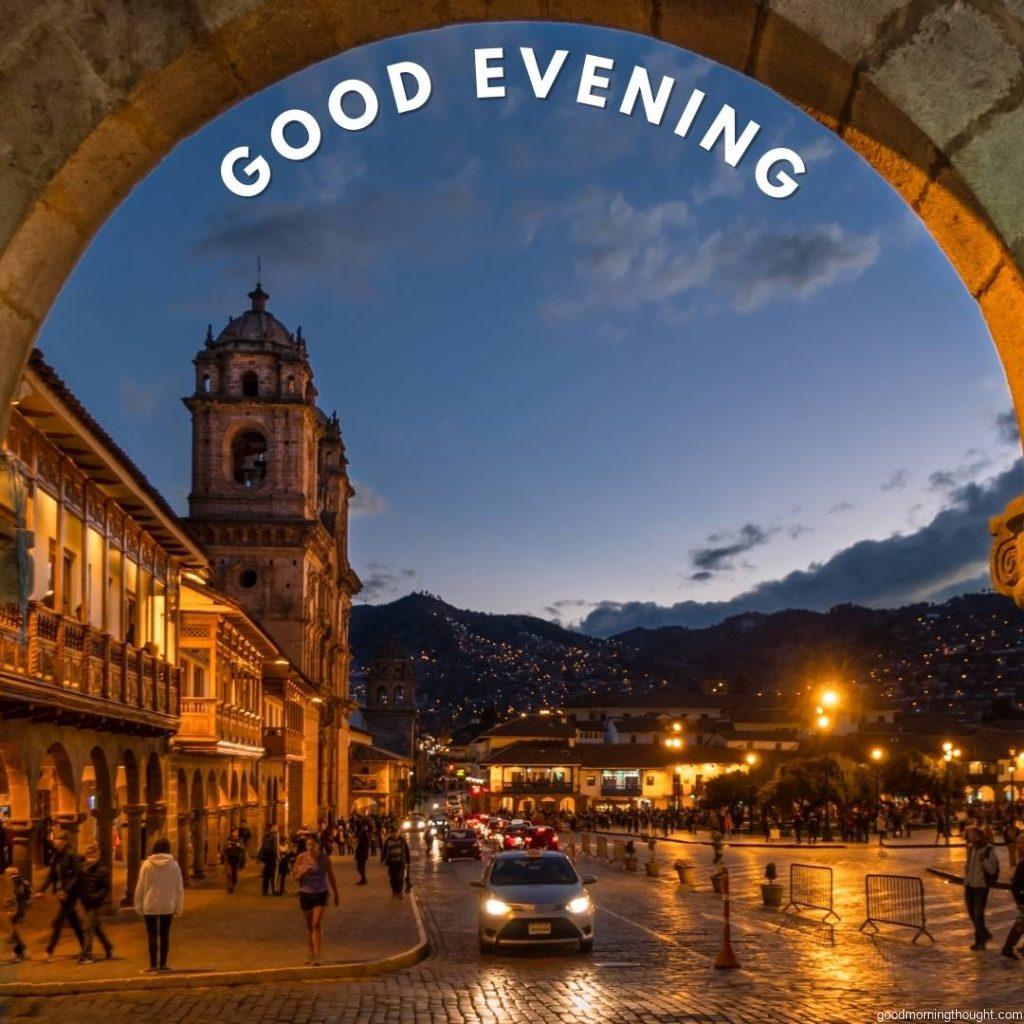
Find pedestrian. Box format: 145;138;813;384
238;819;252;856
78;843;113;963
294;836;339;966
35;831;84;962
221;828;245;893
1000;836;1024;959
381;826;411;899
257;826;280;896
355;827;369;885
793;811;804;845
133;836;184;974
277;837;294;895
3;865;31;963
964;825;999;950
875;810;887;844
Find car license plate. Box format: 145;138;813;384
528;922;551;936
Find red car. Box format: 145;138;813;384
502;826;530;850
524;826;559;851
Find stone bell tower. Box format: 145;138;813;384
183;280;362;817
362;637;418;760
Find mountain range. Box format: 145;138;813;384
349;591;1024;731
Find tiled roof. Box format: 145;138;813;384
476;714;574;741
479;740;581;766
578;743;746;769
350;742;410;764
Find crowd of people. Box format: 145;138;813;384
1;812;414;972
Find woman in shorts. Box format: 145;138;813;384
293;836;339;965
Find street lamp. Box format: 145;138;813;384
1010;748;1017;808
672;766;683;814
813;691;839;842
870;747;885;818
744;752;759;831
942;741;962;840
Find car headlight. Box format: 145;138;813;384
484;898;511;916
402;821;411;829
417;821;426;829
567;895;591;915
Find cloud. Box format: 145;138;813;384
120;375;158;419
997;409;1020;447
881;469;909;491
542;188;880;317
578;461;1021;636
350;481;388;518
787;524;814;539
358;561;417;602
690;523;774;574
828;501;855;514
927;457;991;493
194;162;483;295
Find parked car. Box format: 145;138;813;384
472;849;596;953
443;827;482;861
502;826;531;850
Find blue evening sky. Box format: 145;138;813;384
36;23;1015;629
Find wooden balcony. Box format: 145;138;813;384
175;695;263;754
262;725;304;760
351;775;382;793
0;603;181;736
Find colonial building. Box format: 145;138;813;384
348;715;413;817
0;351;207;889
183;282;361;819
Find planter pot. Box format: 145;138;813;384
761;882;784;908
675;865;697;886
646;861;661;877
625;856;638;872
711;872;724;894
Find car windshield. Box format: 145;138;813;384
490;857;578;886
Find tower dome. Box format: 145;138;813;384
213;282;299;348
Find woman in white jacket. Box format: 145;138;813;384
133;837;184;973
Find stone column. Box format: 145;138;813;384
205;808;220;867
5;820;36;886
176;812;191;884
146;800;167;850
52;811;86;852
190;810;206;880
120;804;145;906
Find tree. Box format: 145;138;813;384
758;754;869;808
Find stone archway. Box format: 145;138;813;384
38;743;78;858
83;746;115;886
0;741;33;880
2;5;1024;591
117;749;144;904
190;770;207;879
144;752;165;850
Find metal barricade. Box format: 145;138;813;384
581;832;592;855
859;874;934;943
596;835;608;859
611;840;625;866
783;863;840;923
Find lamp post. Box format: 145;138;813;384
744;752;759;832
1009;747;1018;808
813;688;839;842
942;741;961;841
870;747;885;818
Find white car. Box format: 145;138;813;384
402;813;427;832
472;849;596;954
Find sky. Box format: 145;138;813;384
36;23;1020;636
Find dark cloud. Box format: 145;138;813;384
579;461;1021;636
997;410;1020;447
927;457;990;493
357;562;417;603
881;469;909;491
690;523;774;574
787;524;814;539
688;571;714;583
828;501;855;514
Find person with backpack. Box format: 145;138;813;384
36;830;84;961
3;865;31;962
78;843;113;963
257;826;280;896
964;825;1000;950
221;829;246;893
381;826;410;899
293;836;339;966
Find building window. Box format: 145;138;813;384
241;371;259;397
232;431;268;487
239;568;258;589
201;374;212;394
376;685;389;706
394;686;404;705
286;375;296;395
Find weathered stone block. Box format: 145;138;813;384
657;0;759;73
767;0;905;65
953;101;1024;262
870;3;1020;149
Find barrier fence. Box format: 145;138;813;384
859;874;934;943
783;863;840;923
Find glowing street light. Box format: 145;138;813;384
941;740;962;841
813;690;840;842
869;746;885;820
